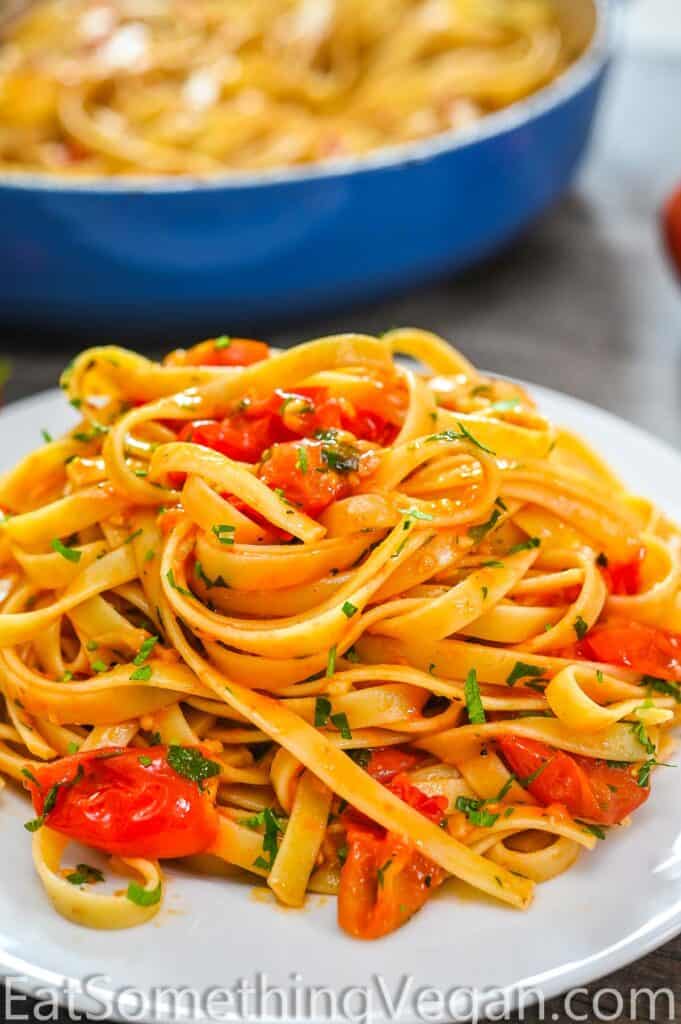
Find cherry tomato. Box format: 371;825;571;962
580;619;681;680
663;182;681;281
366;747;424;783
338;826;445;940
167;338;270;368
498;736;648;825
258;438;374;518
24;746;220;859
338;771;447;939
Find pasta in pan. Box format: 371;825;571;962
0;0;591;176
0;328;678;938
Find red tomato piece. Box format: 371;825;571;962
366;747;424;783
599;549;643;596
663;182;681;281
337;767;446;939
258;439;373;518
338;828;444;940
498;735;648;825
580;619;681;680
169;338;270;367
24;746;219;859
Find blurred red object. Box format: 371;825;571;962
663;182;681;281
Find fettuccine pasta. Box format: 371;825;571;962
0;328;678;939
0;0;592;177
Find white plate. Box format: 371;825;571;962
1;385;681;1024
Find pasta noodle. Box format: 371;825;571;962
0;327;678;939
0;0;592;177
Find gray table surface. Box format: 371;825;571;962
1;47;681;1024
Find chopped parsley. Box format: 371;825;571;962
72;422;109;444
506;662;545;687
51;538;81;563
376;859;393;887
214;335;231;350
41;428;53;443
482;560;505;568
66;863;104;886
67;742;80;755
130;664;152;682
212;523;236;546
347;748;371;769
240;808;284;871
341;600;358;618
127;881;162;906
398;506;434;522
166;568;193;598
295;446;309;474
345;646;360;663
123;528;143;545
166;745;221;788
138;755;153;767
468;507;502;545
326;645;337;677
195;561;228;589
426;423;495;456
643;676;681;703
321;441;360;474
573;615;589;640
578;821;607;840
631;720;656;756
133;635;159;666
330;712;352;740
91;660;108;673
464;668;486;724
314;696;332;727
508;537;541;554
455;796;499;828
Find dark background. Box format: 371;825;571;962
1;45;681;1024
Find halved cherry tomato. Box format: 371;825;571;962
338;771;447;939
366;746;424;783
258;438;375;518
579;619;681;680
24;746;220;859
663;182;681;282
498;735;648;825
167;338;270;368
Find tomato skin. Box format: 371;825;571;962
168;338;270;368
25;747;219;859
366;747;423;783
338;771;446;939
498;736;649;825
663;183;681;281
580;619;681;680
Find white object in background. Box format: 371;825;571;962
625;0;681;55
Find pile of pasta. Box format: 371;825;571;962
0;328;678;937
0;0;586;176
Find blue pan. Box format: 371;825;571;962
0;0;613;337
